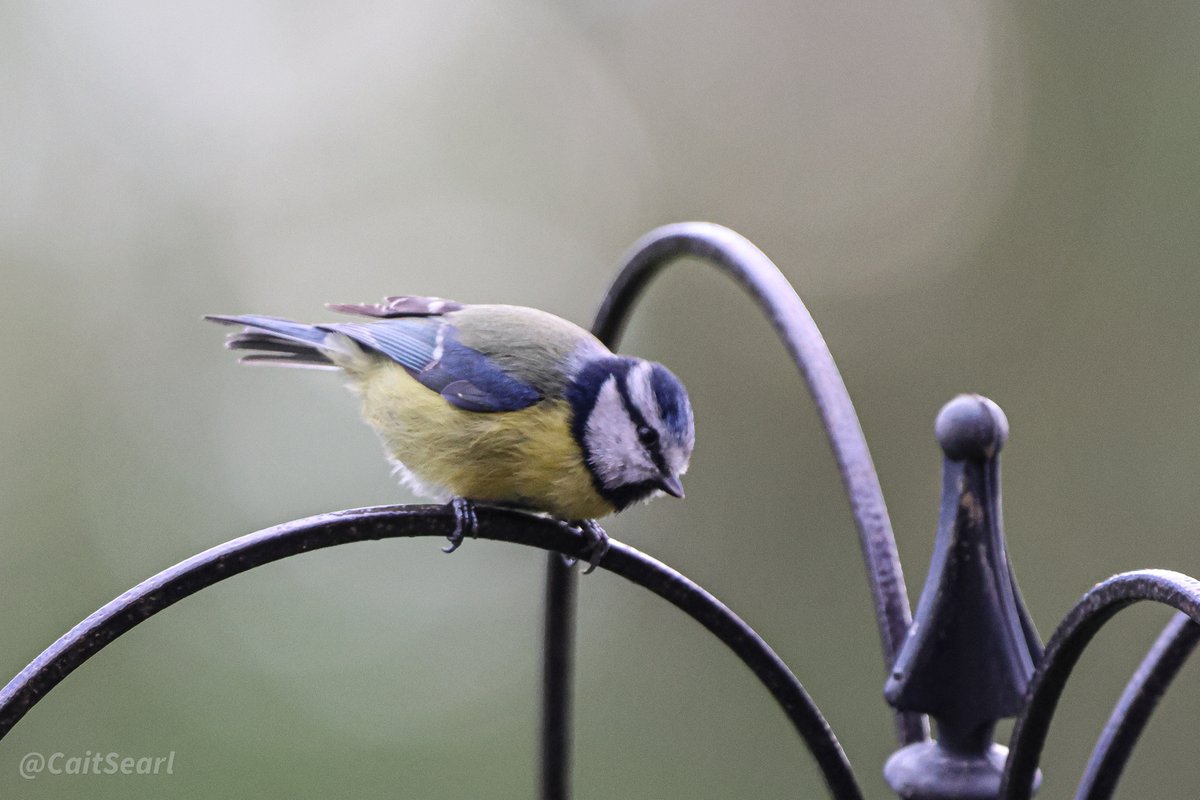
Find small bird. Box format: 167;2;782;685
207;296;695;570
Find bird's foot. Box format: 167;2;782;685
443;497;479;553
562;519;610;574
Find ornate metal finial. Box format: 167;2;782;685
883;394;1042;799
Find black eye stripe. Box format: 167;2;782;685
616;372;669;474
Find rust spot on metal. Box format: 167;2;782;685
959;490;984;528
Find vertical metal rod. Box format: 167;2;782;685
540;554;577;800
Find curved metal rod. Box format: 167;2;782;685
585;221;921;744
541;222;925;797
1000;569;1200;800
0;505;863;800
1075;611;1200;800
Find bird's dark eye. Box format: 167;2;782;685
637;425;659;446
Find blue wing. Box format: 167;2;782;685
325;318;543;413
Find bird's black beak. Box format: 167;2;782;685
658;474;685;499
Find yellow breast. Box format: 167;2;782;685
353;362;616;521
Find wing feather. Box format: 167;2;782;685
324;317;542;413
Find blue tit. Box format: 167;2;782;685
207;296;695;567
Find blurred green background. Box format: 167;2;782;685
3;1;1200;797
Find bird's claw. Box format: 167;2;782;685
443;497;479;553
561;519;610;574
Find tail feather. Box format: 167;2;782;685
225;330;329;356
205;314;358;370
206;314;328;343
238;353;340;370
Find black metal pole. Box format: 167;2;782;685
540;554;576;800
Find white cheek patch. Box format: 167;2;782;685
624;361;692;475
584;376;658;490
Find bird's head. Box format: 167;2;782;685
566;356;695;512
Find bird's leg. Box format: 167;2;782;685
562;519;610;574
442;497;479;554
